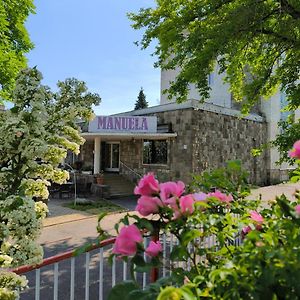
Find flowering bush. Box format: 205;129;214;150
0;271;28;300
106;157;300;299
0;68;100;299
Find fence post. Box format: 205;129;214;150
150;228;159;282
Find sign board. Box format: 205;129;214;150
88;115;157;133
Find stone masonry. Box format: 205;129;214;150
119;108;269;185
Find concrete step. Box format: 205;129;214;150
103;173;135;198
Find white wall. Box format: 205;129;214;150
160;66;232;107
261;92;298;176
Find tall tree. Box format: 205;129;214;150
129;0;300;159
134;87;148;110
0;0;35;99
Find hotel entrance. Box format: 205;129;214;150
102;142;120;172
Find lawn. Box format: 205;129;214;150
63;199;126;215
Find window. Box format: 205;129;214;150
208;72;214;85
143;140;168;165
280;91;293;122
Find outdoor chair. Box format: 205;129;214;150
76;176;92;197
58;182;74;199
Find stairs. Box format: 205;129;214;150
103;173;136;198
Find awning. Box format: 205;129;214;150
81;132;177;141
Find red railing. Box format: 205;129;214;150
11;232;236;299
12;236;158;300
13;238;116;275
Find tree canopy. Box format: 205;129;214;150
0;0;35;99
134;87;148;110
129;0;300;113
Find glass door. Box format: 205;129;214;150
105;142;120;172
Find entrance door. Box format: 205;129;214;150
104;142;120;172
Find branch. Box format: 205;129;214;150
281;0;300;20
259;28;298;45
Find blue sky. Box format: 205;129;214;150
26;0;159;115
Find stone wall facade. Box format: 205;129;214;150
119;108;269;185
190;109;269;185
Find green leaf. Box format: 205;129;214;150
73;242;93;257
137;218;154;233
108;281;140;300
132;254;146;267
157;287;182;300
181;229;202;246
180;286;197;300
98;212;107;222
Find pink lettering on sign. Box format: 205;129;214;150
97;116;150;131
98;116;106;129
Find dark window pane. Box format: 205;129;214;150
143;140;167;164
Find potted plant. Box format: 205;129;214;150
95;170;104;184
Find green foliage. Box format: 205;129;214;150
108;281;140;300
0;0;35;99
64;200;125;214
109;277;174;300
134;87;148;110
189;160;250;199
106;160;300;299
272;118;300;164
181;194;300;299
129;0;300;113
129;0;300;164
109;193;300;299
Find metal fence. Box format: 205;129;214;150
12;231;241;300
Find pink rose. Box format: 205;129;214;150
145;241;162;257
135;196;163;216
112;225;142;256
242;226;252;235
163;196;181;219
250;211;264;223
207;190;233;203
179;194;195;215
295;204;300;216
134;173;160;196
160;181;185;203
242;211;264;238
193;192;208;202
289;140;300;159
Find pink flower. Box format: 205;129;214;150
145;241;162;257
250;211;264;223
135;196;163;216
112;225;142;256
242;211;264;238
295;205;300;216
193;192;208;202
134;173;159;196
179;194;195;215
242;226;252;235
207;190;233;203
160;181;185;203
289;140;300;159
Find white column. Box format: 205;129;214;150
94;137;101;174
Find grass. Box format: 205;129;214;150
63;199;126;215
